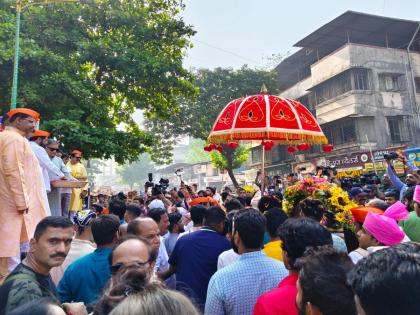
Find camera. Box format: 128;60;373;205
151;178;170;195
341;177;361;191
384;152;399;160
360;172;381;185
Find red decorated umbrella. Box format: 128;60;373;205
207;86;328;192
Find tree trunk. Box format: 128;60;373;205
225;149;239;188
226;167;239;188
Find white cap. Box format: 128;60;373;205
149;199;165;210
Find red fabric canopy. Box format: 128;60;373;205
208;94;327;145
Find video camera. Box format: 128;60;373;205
383;152;399;161
340;172;380;191
340;177;361;191
145;173;170;195
360;172;381;185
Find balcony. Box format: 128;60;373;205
311;43;411;87
316;90;376;124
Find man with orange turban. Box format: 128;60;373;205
29;130;66;216
67;150;88;215
0;108;48;283
348;206;384;264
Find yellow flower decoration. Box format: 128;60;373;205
336;212;345;222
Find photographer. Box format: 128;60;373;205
145;178;173;211
385;152;418;201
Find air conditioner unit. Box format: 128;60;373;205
295;154;305;162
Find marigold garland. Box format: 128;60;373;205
282;178;357;230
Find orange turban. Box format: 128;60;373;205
32;130;50;138
190;197;219;207
72;150;82;155
7;108;40;121
350;206;384;223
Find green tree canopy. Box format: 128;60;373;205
0;0;196;163
210;144;250;187
185;138;210;164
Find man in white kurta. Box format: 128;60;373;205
29;130;64;216
0;108;48;283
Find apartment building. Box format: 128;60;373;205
252;11;420;175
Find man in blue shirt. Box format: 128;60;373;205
205;208;288;315
386;157;418;200
58;214;120;308
161;206;231;310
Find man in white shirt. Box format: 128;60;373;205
178;205;206;239
217;210;239;269
29;130;65;215
206;186;221;204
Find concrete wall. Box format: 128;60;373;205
280;77;312;100
409;53;420;77
310;45;352;87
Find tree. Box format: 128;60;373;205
118;153;155;189
186;138;210;164
0;0;196;163
146;65;280;185
210;144;250;188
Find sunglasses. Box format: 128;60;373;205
47;147;59;152
23;118;36;124
110;260;151;275
74;156;82;160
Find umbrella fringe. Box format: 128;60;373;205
208;132;328;145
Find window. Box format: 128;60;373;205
387;117;402;142
321;119;357;145
311;68;371;106
353;68;370;90
341;123;357;143
322;126;334;144
415;77;420;93
379;74;403;92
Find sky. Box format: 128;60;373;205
181;0;420;70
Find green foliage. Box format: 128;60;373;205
147;66;279;141
210;145;250;170
146;65;278;185
146;65;279;165
209;144;250;187
118;153;155;187
186;138;210;164
0;0;196;163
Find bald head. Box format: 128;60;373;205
112;238;150;266
127;218;160;250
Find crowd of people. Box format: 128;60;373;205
1;107;420;315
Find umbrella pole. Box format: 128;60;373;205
261;144;265;195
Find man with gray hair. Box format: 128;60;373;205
46;139;71;216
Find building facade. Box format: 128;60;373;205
252;11;420;176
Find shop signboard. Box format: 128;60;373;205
292;146;406;177
406;147;420;167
